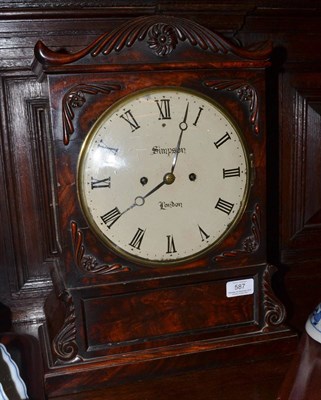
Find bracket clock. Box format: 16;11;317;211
32;15;296;397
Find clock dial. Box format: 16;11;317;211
78;87;250;266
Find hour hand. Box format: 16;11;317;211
121;172;175;215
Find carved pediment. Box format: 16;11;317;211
33;15;271;78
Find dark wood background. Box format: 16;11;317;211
0;0;320;341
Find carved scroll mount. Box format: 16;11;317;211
50;266;81;364
262;264;287;331
214;203;261;262
71;220;131;275
52;289;81;364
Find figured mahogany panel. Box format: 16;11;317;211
82;280;256;353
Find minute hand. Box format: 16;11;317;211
171;103;189;174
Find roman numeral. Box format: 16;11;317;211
223;167;241;178
193;106;204;126
129;228;145;250
101;207;121;228
155;99;171;120
91;177;111;189
98;140;118;155
166;235;177;254
198;225;210;242
120;109;140;132
215;198;234;215
214;132;231;148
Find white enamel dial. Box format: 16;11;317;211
78;87;250;266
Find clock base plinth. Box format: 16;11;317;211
39;323;297;398
39;263;297;398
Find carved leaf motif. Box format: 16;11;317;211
71;221;130;275
262;264;287;330
205;79;260;135
62;82;122;145
91;16;270;59
214;203;261;262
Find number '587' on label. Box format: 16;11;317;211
226;278;254;298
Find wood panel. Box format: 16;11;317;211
280;72;321;263
0;75;57;324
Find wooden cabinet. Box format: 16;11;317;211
0;0;321;397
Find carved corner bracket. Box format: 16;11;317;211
71;220;130;275
262;264;287;331
214;203;261;262
205;79;260;135
62;82;122;145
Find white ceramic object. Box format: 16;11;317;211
305;303;321;343
0;343;29;399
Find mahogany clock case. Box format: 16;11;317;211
32;16;296;397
